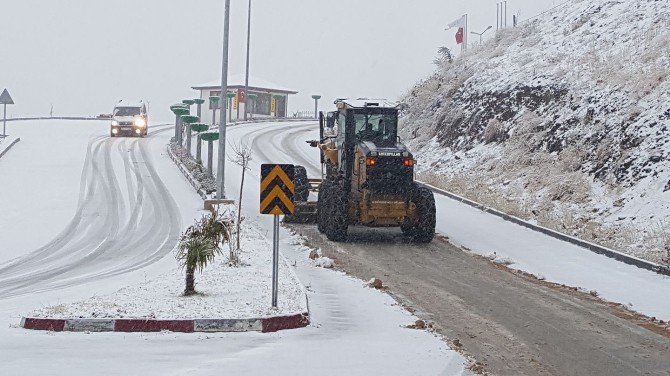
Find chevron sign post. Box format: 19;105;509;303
260;164;295;307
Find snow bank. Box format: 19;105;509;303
30;224;307;320
400;0;670;263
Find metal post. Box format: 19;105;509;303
212;105;217;127
505;1;507;28
465;14;468;50
217;0;231;199
186;124;192;155
272;214;279;308
196;134;202;162
244;0;252;121
177;116;183;146
207;140;214;175
497;3;499;30
314;98;318;119
2;104;6;137
196;102;202;119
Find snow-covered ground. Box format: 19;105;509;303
400;0;670;263
0;120;467;375
30;223;307;320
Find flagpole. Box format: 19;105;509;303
465;14;468;51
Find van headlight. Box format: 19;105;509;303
111;120;119;126
134;118;147;127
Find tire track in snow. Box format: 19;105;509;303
0;126;181;299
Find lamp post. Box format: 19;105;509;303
217;0;232;199
209;96;219;127
311;95;321;119
243;0;252;121
470;25;493;44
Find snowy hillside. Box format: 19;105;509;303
400;0;670;263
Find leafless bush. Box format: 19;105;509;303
228;141;253;264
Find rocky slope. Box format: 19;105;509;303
400;0;670;263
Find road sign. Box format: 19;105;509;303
260;164;295;215
0;89;14;105
260;163;295;308
1;88;14;137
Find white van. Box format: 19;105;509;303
110;100;149;137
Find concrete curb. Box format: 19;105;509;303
20;312;309;333
0;136;20;159
419;182;670;277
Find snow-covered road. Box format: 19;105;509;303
0;126;181;299
0;120;467;376
217;121;670;375
223;121;670;322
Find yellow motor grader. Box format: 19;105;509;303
287;98;435;243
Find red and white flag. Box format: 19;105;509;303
446;15;466;44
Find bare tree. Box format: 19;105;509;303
228;141;253;261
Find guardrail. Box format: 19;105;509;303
5;117;109;122
418;181;670;277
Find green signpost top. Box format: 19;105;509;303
182;99;196;106
200;132;219;142
209;96;220;103
181;115;199;124
190;123;209;133
193;99;205;105
172;107;189;116
226;92;236;99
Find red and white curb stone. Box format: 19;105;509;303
20;312;309;333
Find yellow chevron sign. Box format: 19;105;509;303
260;164;295;215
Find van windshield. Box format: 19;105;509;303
114;107;141;117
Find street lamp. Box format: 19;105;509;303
243;0;252;121
311;95;321;119
470;26;493;44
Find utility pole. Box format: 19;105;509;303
217;0;231;200
243;0;252;121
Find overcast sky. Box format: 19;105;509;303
0;0;557;121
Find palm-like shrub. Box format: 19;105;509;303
177;211;232;296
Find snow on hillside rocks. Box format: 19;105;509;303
400;0;670;263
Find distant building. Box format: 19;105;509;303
192;74;298;124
